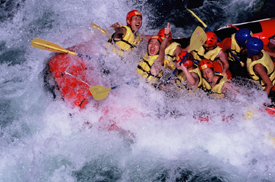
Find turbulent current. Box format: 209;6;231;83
1;0;275;181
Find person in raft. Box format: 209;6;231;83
108;10;144;56
137;23;171;83
245;37;275;103
264;34;275;62
188;32;230;78
221;28;253;78
157;28;182;70
175;51;202;89
198;59;233;98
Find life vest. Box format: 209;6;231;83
192;46;222;62
176;67;203;88
137;53;172;82
136;54;161;81
165;42;181;62
108;25;141;56
228;33;242;62
201;73;228;98
246;50;275;90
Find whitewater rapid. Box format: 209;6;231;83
1;0;275;181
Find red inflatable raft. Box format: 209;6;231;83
48;47;95;109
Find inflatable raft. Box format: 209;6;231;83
47;45;95;109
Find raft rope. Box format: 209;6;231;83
64;71;91;87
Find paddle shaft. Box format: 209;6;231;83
110;81;132;90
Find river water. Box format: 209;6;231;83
1;0;275;181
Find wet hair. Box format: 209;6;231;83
148;38;161;45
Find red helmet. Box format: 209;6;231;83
158;28;172;41
177;51;193;69
198;59;213;70
204;32;218;47
148;35;162;44
126;10;142;26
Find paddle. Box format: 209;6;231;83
172;26;207;75
90;22;107;34
89;85;115;101
185;7;245;67
30;38;93;59
89;81;132;101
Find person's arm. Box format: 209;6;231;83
151;23;170;76
265;50;275;62
221;81;239;95
110;22;127;41
182;45;190;52
173;45;182;57
217;50;229;78
157;22;170;65
176;63;199;86
254;64;273;95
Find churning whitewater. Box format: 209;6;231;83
1;0;275;181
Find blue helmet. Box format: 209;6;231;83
235;28;252;47
245;37;263;56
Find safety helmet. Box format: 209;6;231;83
204;32;218;47
235;28;253;47
126;10;142;26
148;35;162;44
158;28;172;41
198;59;213;71
245;37;263;56
177;51;193;69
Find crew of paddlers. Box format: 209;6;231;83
107;10;275;104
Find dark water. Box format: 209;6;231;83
141;0;275;34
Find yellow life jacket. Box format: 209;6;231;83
137;53;172;82
246;50;275;90
228;33;242;62
137;54;161;81
163;58;176;70
176;67;202;88
201;73;228;98
165;42;181;62
108;25;141;56
192;46;222;62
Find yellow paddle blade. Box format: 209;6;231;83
188;26;207;53
269;134;275;144
89;85;112;101
30;38;78;55
91;22;107;34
